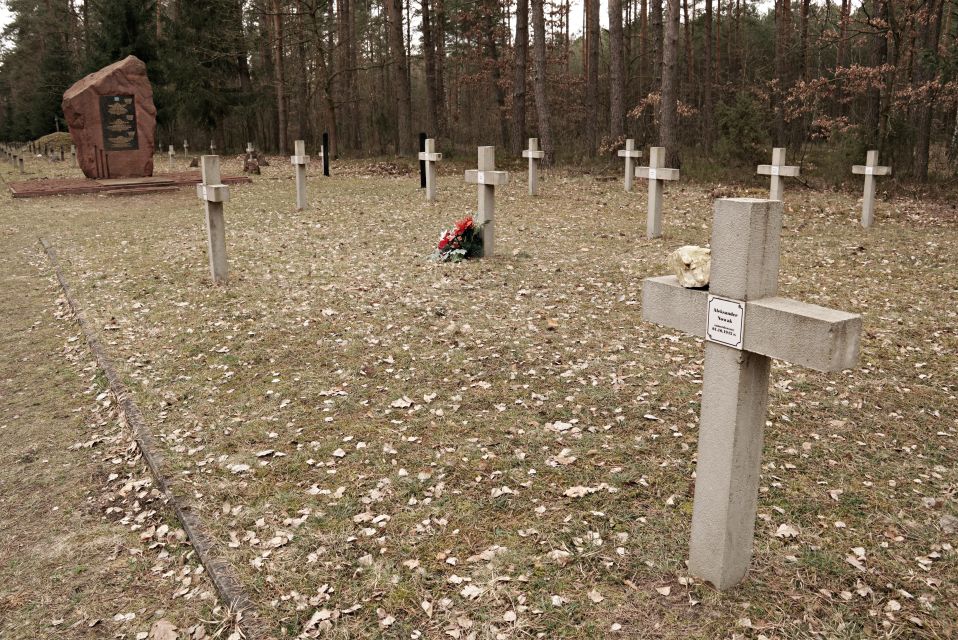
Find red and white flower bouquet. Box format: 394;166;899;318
431;215;485;262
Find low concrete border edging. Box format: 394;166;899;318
39;237;267;639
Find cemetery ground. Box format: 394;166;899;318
0;153;956;639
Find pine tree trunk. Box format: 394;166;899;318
651;0;664;90
386;0;413;154
703;0;714;150
683;0;692;85
422;0;439;135
913;0;945;180
837;0;849;68
609;0;626;139
511;0;529;155
585;0;599;154
434;0;448;136
660;0;680;166
531;0;555;164
270;0;288;154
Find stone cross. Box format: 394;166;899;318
617;139;642;192
851;150;891;228
522;138;545;196
290;139;310;211
209;140;216;154
246;142;254;156
464;146;508;258
756;147;800;201
417;138;442;201
642;198;861;590
195;155;231;284
635;146;680;239
183;140;189;157
168;144;175;170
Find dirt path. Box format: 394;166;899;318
0;220;223;638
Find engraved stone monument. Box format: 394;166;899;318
61;55;157;179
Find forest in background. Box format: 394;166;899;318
0;0;955;180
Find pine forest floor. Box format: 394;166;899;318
0;153;955;639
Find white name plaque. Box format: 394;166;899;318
707;295;745;349
770;165;780;176
648;169;658;181
477;171;486;183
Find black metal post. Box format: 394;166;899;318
419;132;427;188
322;132;330;177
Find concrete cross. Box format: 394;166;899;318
635;146;680;239
168;144;175;171
852;150;891;228
246;142;254;156
464;146;508;258
183;140;189;157
195;155;231;284
757;147;800;201
617;138;642;192
209;140;216;154
418;138;442;201
522;137;545;196
642;198;861;590
290;139;310;211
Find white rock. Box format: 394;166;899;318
667;245;711;288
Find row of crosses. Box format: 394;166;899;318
193;148;863;591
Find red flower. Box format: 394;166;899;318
438;232;451;250
454;216;474;236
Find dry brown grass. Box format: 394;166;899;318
0;185;232;638
1;151;955;639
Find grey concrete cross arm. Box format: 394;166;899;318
464;169;509;185
641;276;861;372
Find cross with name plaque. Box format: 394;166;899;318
642;198;862;590
635;146;680;239
756;147;800;201
418;138;442;201
464;146;508;258
851;150;891;228
195;155;231;284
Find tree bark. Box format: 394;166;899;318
422;0;439;134
434;0;448;136
585;0;599;154
511;0;529;155
270;0;288;154
660;0;680;166
651;0;664;91
386;0;413;154
609;0;626;140
703;0;714;150
531;0;555;164
773;0;791;145
837;0;850;68
913;0;945;179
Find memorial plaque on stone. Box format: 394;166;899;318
99;95;139;151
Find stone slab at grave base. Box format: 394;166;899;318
8;172;251;199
